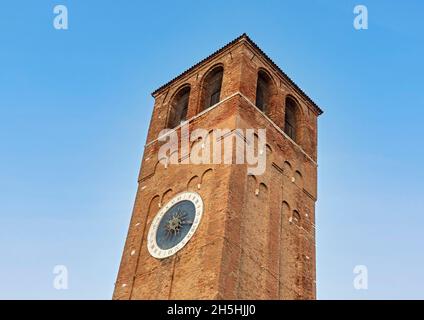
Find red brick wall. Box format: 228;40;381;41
113;38;319;300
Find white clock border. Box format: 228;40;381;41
147;191;203;259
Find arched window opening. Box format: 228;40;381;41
284;97;299;142
292;210;301;224
255;70;272;113
200;66;224;111
167;86;190;128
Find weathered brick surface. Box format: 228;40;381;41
113;35;321;300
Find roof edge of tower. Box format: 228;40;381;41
151;33;323;115
151;33;247;98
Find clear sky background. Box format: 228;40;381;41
1;0;423;299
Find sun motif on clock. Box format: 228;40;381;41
147;191;203;259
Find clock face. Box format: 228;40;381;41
147;192;203;259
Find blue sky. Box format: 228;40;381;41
1;0;423;299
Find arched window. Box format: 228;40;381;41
284;97;299;142
255;70;272;113
292;210;301;224
200;66;223;111
167;86;190;128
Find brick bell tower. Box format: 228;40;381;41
113;34;323;300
